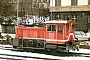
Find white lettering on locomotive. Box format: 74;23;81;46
49;33;54;39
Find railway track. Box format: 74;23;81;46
0;49;65;60
0;44;13;50
0;44;90;60
0;45;43;60
0;44;64;60
0;54;41;60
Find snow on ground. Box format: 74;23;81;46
0;44;90;60
0;48;90;60
70;48;90;54
0;49;64;60
61;57;90;60
0;55;41;60
0;57;89;60
1;45;89;55
0;44;12;47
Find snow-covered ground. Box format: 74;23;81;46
61;57;90;60
75;31;90;40
70;48;90;54
0;44;90;60
0;49;90;60
0;44;90;54
1;33;16;38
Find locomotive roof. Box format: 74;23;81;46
45;20;68;24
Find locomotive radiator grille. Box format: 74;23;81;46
22;39;45;49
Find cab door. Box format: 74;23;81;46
57;25;63;40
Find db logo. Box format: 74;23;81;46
49;33;54;39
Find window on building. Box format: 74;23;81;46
71;0;77;6
47;24;56;32
32;3;36;8
36;3;39;8
55;0;61;6
8;0;12;3
47;0;49;3
40;3;44;8
28;4;32;7
37;0;39;2
27;0;30;2
33;0;36;3
38;0;41;2
88;0;90;5
88;15;90;23
43;0;46;3
14;0;17;3
3;0;7;3
55;14;61;19
72;15;77;22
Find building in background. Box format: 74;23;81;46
1;0;90;32
0;0;50;25
22;0;50;24
49;0;90;32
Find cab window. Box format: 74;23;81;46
47;24;56;32
66;23;69;32
58;26;62;34
72;24;76;31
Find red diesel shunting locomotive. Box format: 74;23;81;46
13;20;79;52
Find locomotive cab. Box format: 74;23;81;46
45;20;76;44
45;20;78;52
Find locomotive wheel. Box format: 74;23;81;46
23;48;32;52
33;40;37;47
66;41;79;52
13;46;17;49
66;42;70;53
